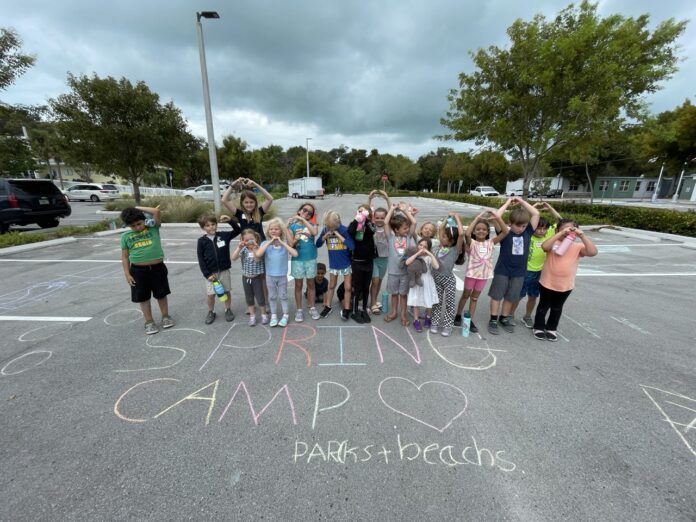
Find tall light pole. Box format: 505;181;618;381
305;137;312;178
196;11;221;214
651;162;665;203
672;162;687;202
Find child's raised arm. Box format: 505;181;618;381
514;197;540;229
489;211;509;244
539;201;562;223
254;239;270;259
383;204;396;235
246;179;274;212
135;205;161;226
576;227;598;257
230;239;243;261
221;185;238;214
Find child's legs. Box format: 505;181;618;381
545;288;572;331
488;274;508;318
276;276;289;315
440;276;456;328
306;278;316;307
266;275;279;316
432;275;445;325
469;289;482;318
243;277;257;314
294;279;304;308
139;300;154;322
325;274;338;307
207;294;215;312
399;294;408;320
252;277;266;308
501;277;524;316
533;284;552;330
412;305;420;319
262;277;269;311
370;276;381;307
523;271;541;317
525;296;538;317
342;273;352;310
457;287;473;314
389;294;399;317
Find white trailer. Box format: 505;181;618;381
288;177;324;199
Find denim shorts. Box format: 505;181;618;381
291;259;317;279
519;270;541;298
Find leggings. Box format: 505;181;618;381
242;275;266;307
351;259;373;309
533;284;572;331
266;275;289;316
432;272;456;328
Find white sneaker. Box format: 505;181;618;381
309;307;320;320
295;309;304;323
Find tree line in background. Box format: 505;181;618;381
2;2;694;203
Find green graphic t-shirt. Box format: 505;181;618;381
527;225;556;272
120;225;164;264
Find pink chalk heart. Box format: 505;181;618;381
377;377;468;433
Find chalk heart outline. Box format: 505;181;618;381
378;377;468;433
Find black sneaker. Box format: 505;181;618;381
487;320;499;335
361;309;371;323
205;311;216;325
225;308;235;322
499;316;515;333
470;321;478;333
533;330;546;341
453;314;462;327
350;310;364;323
341;309;350;321
319;306;332;318
545;331;558;342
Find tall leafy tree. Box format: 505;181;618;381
49;74;192;202
442;1;686;195
382;154;420;189
639;99;696;169
218;134;253;182
417;147;453;190
252;144;286;187
0;28;35;91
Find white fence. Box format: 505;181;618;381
113;184;185;197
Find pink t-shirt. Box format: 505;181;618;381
465;239;495;279
540;242;585;292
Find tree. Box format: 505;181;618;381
0;103;39;175
0;28;35;91
218;134;253;182
639;99;696;169
441;153;476;192
49;74;192;202
417;147;453;190
442;1;686;195
328;164;366;193
382;154;420;190
291;153;332;186
252;145;286;187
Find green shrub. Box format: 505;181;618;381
0;231;48;248
0;221;110;249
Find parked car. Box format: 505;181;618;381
506;189;524;196
0;178;72;233
469;186;500;197
64;183;121;202
545;189;564;198
183;184;215;200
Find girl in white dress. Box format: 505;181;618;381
406;238;440;332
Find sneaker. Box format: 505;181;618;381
470;321;478;333
319;306;332;319
351;310;364;324
508;317;517;326
295;309;304;323
144;321;159;335
279;314;289;327
522;316;533;329
487;320;499;335
499;316;515;333
441;327;452;337
545;331;558;342
248;315;256;327
533;329;546;341
224;309;235;322
430;325;439;334
269;315;279;327
413;319;423;332
204;311;216;325
453;314;462;327
361;309;371;323
261;314;269;325
309;307;320;320
341;309;350;321
161;316;175;329
424;316;432;329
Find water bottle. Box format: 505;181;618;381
446;216;456;228
381;291;389;314
461;312;471;337
212;279;228;302
554;232;576;256
143;212;156;228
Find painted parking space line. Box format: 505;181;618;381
0;316;92;322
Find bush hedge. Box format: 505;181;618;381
0;222;110;249
391;191;696;237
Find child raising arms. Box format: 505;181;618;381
383;203;417;326
406;238;439;332
429;212;464;336
454;208;508;332
315;210;355;320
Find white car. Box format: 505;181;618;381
506;189;524;196
64;183;121;202
183;184;215;200
469;186;500;197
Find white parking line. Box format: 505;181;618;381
0;316;92;322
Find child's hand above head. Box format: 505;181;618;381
219;214;231;223
409;206;419;216
398;201;408;211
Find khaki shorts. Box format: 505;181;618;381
205;269;232;295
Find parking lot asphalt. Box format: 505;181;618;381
1;195;695;521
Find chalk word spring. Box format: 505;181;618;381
293;434;516;472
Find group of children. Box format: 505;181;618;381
120;180;597;342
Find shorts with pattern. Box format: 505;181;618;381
204;269;232;296
386;273;409;295
291;259;317;279
329;266;352;276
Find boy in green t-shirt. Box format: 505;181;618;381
120;206;174;335
512;202;561;328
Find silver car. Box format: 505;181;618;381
64;183;121;202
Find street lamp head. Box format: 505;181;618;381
197;11;220;21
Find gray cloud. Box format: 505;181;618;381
3;0;694;157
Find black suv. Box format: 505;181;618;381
0;178;72;233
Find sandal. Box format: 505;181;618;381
400;317;410;326
383;314;397;322
371;304;382;315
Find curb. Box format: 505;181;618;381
588;225;696;248
0;237;77;256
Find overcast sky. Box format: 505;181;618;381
3;0;695;159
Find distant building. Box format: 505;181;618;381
592;176;675;200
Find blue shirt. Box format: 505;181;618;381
289;222;317;261
315;225;354;270
262;240;289;277
494;223;535;278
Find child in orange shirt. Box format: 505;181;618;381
533;219;598;342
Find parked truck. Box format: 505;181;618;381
288;177;324;199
